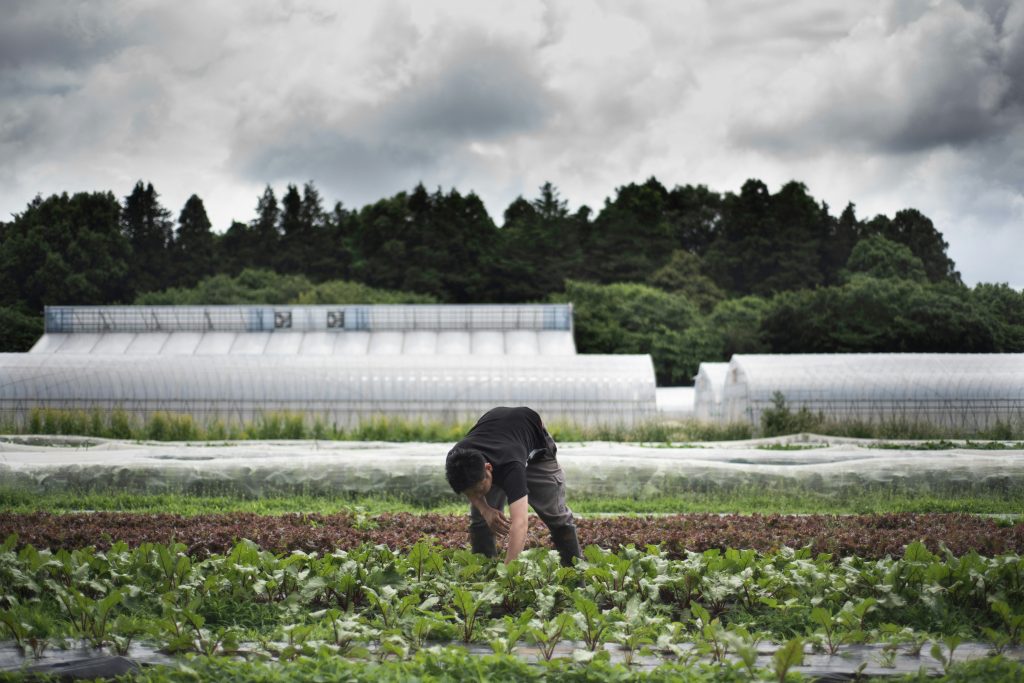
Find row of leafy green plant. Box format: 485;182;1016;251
1;535;1022;676
3;512;1021;559
4;487;1022;517
7;406;1024;443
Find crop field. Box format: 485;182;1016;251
1;435;1023;680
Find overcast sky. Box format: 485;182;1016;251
1;0;1021;287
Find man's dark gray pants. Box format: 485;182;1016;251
468;455;582;566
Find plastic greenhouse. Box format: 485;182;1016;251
693;362;729;422
720;353;1024;430
0;305;658;427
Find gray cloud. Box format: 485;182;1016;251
730;0;1023;156
229;33;555;206
381;39;551;141
0;0;130;70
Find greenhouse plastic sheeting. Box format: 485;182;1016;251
655;387;694;419
693;363;728;421
1;437;1021;500
30;330;578;357
721;354;1024;429
0;353;656;427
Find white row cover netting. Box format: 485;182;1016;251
30;330;577;357
0;353;656;427
716;353;1024;429
694;363;729;421
2;438;1021;500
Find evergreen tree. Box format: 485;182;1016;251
220;221;257;275
122;181;173;293
0;192;131;310
664;184;722;255
250;185;280;270
580;177;675;283
493;183;583;301
864;209;960;284
703;180;829;295
173;194;215;287
820;203;861;285
351;184;498;302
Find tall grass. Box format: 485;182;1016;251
760;391;1024;441
6;406;1024;443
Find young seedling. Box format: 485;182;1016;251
930;634;962;674
487;608;534;656
450;586;497;643
989;599;1024;649
110;614;147;656
772;637;804;683
614;598;660;667
572;594;618;652
0;605;52;658
528;613;573;662
690;602;731;664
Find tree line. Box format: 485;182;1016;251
1;177;1021;384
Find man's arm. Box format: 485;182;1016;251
504;496;529;564
467;493;510;538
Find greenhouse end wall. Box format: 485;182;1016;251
721;353;1024;431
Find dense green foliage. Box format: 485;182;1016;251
135;269;437;306
2;177;1022;384
0;307;42;353
0;537;1022;680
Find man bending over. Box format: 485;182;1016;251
445;406;582;566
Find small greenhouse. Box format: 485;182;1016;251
720;353;1024;430
0;305;658;428
693;362;729;422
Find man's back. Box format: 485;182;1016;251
456;406;546;468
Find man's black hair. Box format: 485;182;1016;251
445;447;486;494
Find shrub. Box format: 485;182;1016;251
761;392;822;437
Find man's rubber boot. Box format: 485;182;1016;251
469;526;497;559
549;525;582;567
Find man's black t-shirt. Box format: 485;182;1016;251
452;406;554;504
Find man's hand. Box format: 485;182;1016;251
481;505;510;538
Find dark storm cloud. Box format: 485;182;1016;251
730;0;1024;156
0;0;129;71
238;132;436;206
381;39;551;140
230;35;555;205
